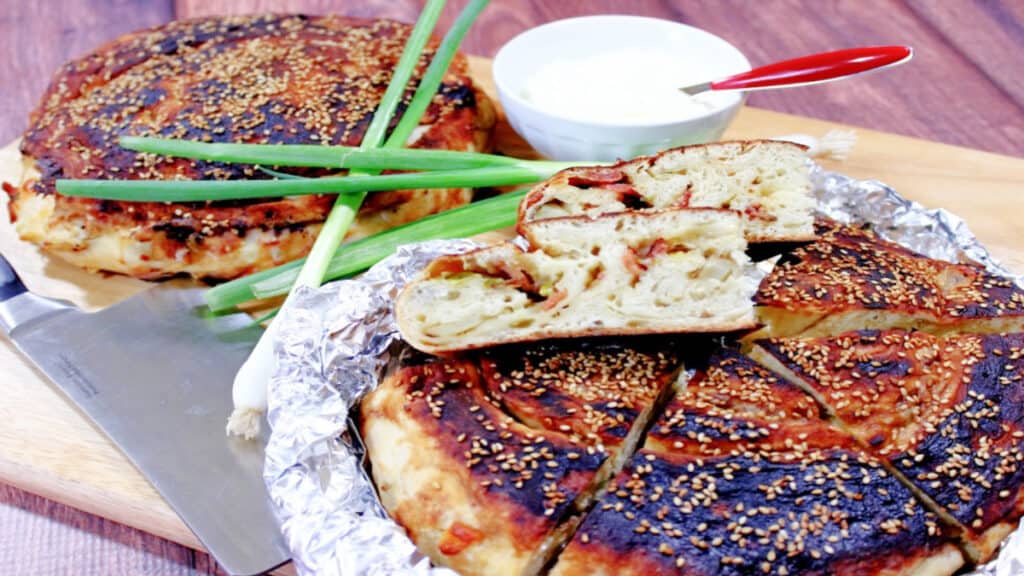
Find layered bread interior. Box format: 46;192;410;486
397;209;756;355
518;140;814;242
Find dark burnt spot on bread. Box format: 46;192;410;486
756;221;1024;322
890;333;1024;533
478;341;680;449
570;449;950;575
394;359;605;521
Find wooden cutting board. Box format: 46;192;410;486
2;55;1024;566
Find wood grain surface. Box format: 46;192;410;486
1;1;1022;575
3;1;1022;156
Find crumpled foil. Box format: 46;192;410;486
265;165;1024;576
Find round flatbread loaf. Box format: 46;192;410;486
6;14;494;279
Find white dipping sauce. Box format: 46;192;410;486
521;48;717;123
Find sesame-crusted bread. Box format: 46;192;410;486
517;140;814;243
549;349;965;576
478;340;682;487
751;222;1024;340
752;329;1024;563
6;14;494;280
360;356;608;576
395;209;757;355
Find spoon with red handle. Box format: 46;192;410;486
680;45;913;95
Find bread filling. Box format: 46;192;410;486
519;140;815;243
397;209;757;354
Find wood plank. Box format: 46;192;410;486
2;1;1020;154
905;0;1024;112
0;0;173;145
170;0;1024;156
0;484;223;575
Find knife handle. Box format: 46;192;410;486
0;253;27;303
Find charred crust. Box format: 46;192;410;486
891;333;1024;532
572;449;948;575
478;341;680;448
14;14;489;278
757;330;1024;545
756;221;1024;321
392;359;605;521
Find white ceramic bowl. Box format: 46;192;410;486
493;15;751;161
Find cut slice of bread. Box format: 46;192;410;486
360;357;608;576
396;209;757;354
478;341;682;494
518;140;814;243
549;348;965;576
750;330;1024;563
749;222;1024;341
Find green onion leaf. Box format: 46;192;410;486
55;164;568;202
121;137;528;171
389;0;491;144
295;0;450;289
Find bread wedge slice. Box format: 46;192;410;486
750;222;1024;341
478;340;682;493
751;329;1024;563
396;209;757;355
361;357;608;576
518;140;814;243
550;349;964;576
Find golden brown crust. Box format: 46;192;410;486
753;330;970;454
551;349;963;576
8;14;494;279
754;329;1024;562
753;222;1024;338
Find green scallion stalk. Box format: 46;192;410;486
389;0;490;143
304;0;491;288
121;137;528;171
226;0;450;439
203;188;526;311
251;307;279;326
296;0;449;289
55;163;571;202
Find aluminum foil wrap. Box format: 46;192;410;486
265;165;1024;576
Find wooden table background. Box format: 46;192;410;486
1;1;1022;574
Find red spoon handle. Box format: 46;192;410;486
711;45;913;92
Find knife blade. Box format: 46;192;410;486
0;253;289;575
